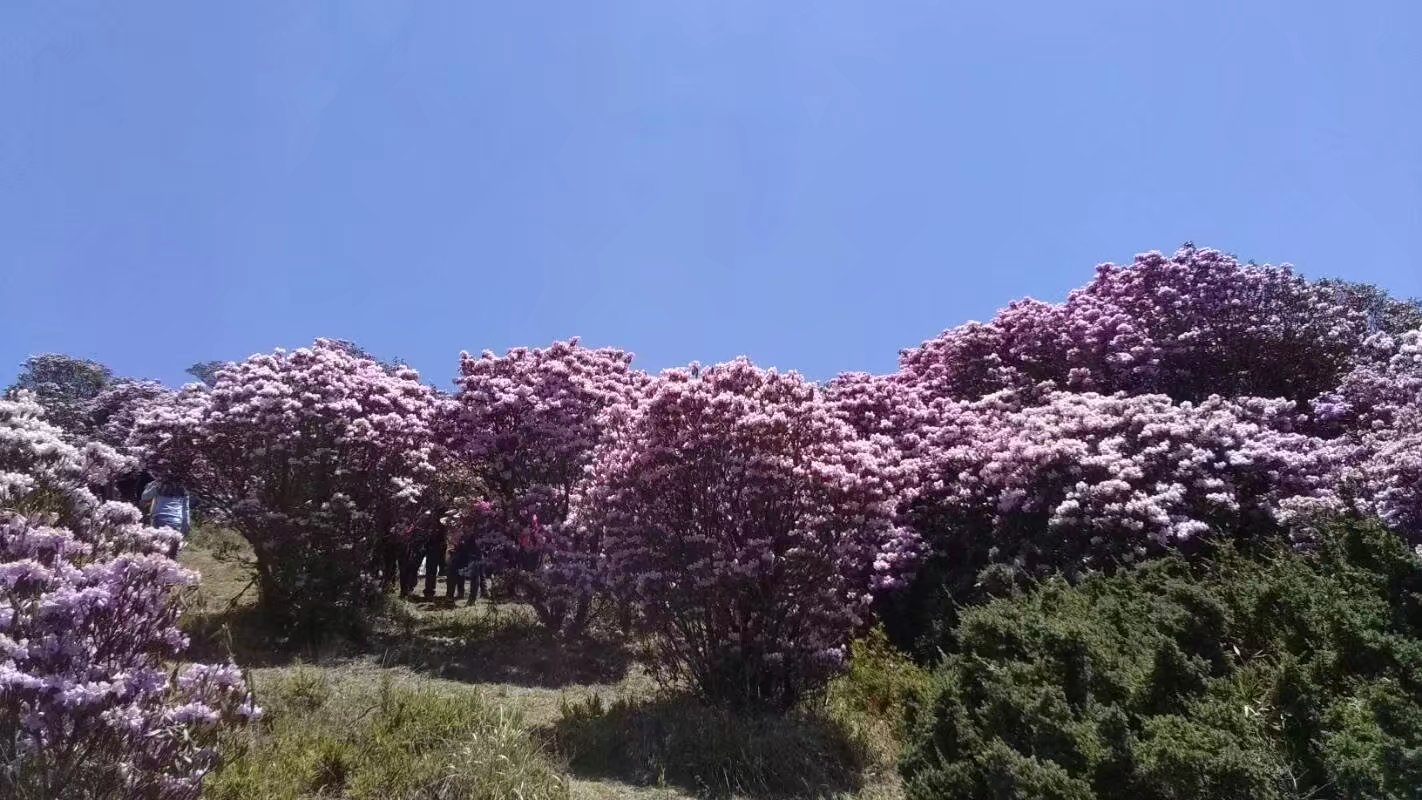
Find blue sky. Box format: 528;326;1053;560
2;1;1419;390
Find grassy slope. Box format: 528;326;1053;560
178;530;904;800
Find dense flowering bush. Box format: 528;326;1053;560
574;359;921;710
1313;329;1422;544
1;393;256;800
822;371;932;458
899;247;1369;404
916;390;1341;573
443;339;643;633
131;340;437;633
878;387;1343;652
868;248;1417;652
1319;278;1422;337
1360;411;1422;545
1314;330;1422;433
87;379;175;455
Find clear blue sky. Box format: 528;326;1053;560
3;1;1419;390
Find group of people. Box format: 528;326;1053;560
390;499;549;606
393;505;491;604
116;470;537;605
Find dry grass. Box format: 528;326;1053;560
178;529;903;800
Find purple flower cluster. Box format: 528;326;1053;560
1324;330;1422;544
86;379;175;456
573;359;920;709
899;247;1369;404
910;390;1342;573
442;338;644;632
873;247;1420;591
1;393;255;799
130;339;438;626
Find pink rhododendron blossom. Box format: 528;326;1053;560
574;359;921;709
443;338;644;633
899;247;1369;404
130;340;438;631
1315;329;1422;433
909;389;1342;578
87;379;176;456
1320;329;1422;543
1;393;254;799
1360;412;1422;545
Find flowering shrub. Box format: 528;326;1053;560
1318;278;1422;337
131;340;437;633
899;247;1369;404
879;388;1342;652
1314;329;1422;544
1314;330;1422;433
822;371;931;458
1;393;256;800
443;339;643;633
918;390;1340;571
1361;412;1422;546
574;359;920;710
87;379;175;455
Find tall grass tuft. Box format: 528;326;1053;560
206;668;568;800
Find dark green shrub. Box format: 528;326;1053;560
900;518;1422;800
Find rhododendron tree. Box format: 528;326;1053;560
1;393;256;800
574;359;920;710
914;390;1341;573
87;379;175;454
1319;329;1422;544
131;340;437;633
1358;409;1422;545
822;370;931;455
443;338;643;633
879;388;1345;651
899;247;1369;404
1314;329;1422;434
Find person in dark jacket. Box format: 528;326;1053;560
446;501;490;604
421;522;447;599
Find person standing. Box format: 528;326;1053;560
447;501;489;604
140;476;190;557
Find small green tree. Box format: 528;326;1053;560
5;353;113;438
185;360;227;386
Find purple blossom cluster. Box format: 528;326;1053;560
1360;408;1422;543
898;247;1369;404
442;339;644;633
1;393;255;799
910;390;1342;574
572;359;920;709
130;339;438;629
864;247;1421;616
86;379;175;456
1322;330;1422;544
